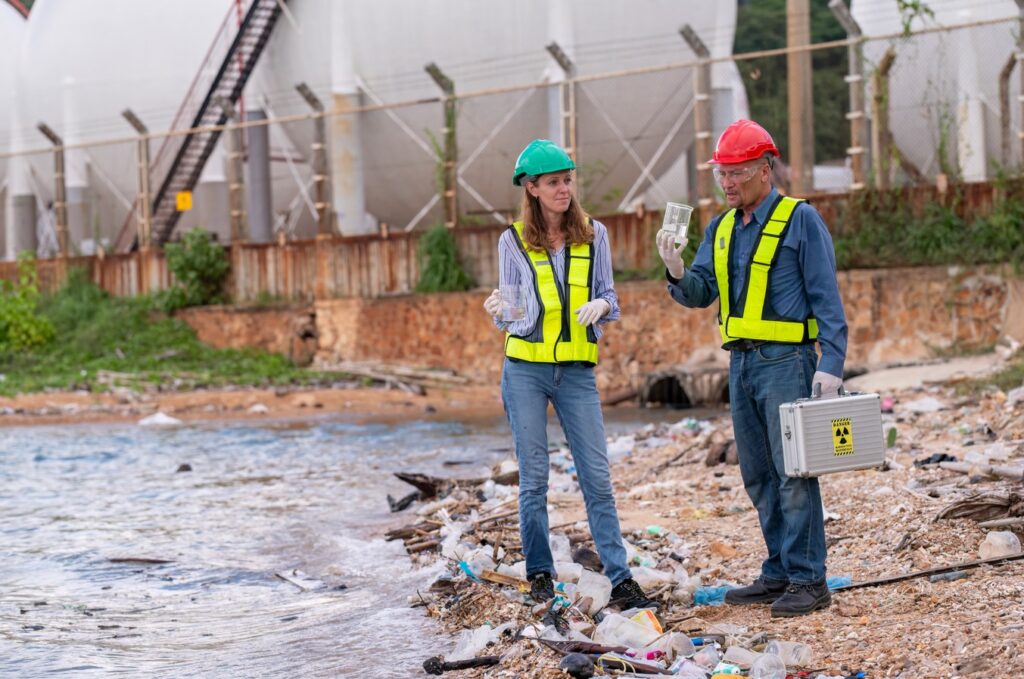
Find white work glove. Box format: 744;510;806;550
656;229;688;279
483;288;501;318
812;370;843;398
575;299;610;327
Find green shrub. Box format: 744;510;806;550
0;253;55;351
159;228;230;311
416;224;474;293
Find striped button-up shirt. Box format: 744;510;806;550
493;219;620;339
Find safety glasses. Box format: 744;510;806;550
712;164;763;183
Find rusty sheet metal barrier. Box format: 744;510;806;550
0;182;1004;301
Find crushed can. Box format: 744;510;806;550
779;390;885;477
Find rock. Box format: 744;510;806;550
559;653;595;678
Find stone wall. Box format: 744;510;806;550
176;305;318;366
180;265;1024;394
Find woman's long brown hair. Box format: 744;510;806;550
517;173;593;252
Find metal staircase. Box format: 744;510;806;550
114;0;285;251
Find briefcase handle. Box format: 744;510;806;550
811;383;848;399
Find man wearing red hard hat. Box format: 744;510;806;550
656;119;848;617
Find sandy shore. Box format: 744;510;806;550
0;383;507;428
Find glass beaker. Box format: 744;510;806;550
661;202;693;245
499;285;527;322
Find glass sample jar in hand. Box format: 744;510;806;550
660;202;693;245
500;284;528;322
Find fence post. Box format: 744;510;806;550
786;0;815;195
121;109;153;249
36;123;69;258
546;41;577;164
679;25;714;226
870;48;896;191
425;62;458;229
215;97;249;244
296;82;334;236
829;0;866;191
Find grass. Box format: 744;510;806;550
0;269;350;397
956;354;1024;396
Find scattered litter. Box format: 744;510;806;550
138;411;182;426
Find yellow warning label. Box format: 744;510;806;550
832;417;854;456
176;191;193;212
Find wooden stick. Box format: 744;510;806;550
978;517;1024;528
832;552;1024;591
938;461;1024;480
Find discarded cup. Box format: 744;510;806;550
499;285;528;322
765;639;814;667
660;202;694;245
749;652;787;679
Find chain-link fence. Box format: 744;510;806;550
1;14;1019;298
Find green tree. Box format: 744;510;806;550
734;0;849;162
0;252;54;351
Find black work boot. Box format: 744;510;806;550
528;572;554;603
609;577;660;611
724;576;789;605
770;581;832;618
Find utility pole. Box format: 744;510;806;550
425;62;457;229
680;24;714;225
787;0;814;194
828;0;866;190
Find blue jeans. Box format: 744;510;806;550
730;342;826;585
500;359;631;586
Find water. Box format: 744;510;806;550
0;408;682;677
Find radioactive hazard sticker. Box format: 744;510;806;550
832;417;854;456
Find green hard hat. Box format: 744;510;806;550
512;139;575;186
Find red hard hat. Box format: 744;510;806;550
708;119;780;165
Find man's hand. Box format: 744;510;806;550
656;230;687;279
812;370;843;398
483;289;501;318
575;299;610;327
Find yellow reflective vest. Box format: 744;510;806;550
504;221;599;364
713;195;819;345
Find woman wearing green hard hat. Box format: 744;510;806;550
482;139;658;611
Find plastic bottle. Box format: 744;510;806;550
722;645;759;666
826;574;853;589
765;639;814;667
575;569;611;615
692;644;720;669
749;652;787;679
592;612;661;649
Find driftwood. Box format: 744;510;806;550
938;461;1024;481
422;655;501;675
936;490;1024;523
537;639;628;656
108;557;173;565
387;491;422;512
394;469;519;500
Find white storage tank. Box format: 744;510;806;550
1;1;28;258
11;0;235;255
852;0;1020;182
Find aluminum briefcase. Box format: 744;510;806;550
779;391;885;477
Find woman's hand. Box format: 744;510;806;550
656;230;687;279
575;299;610;327
483;289;502;318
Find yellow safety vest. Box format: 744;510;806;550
504;221;599;364
713;195;819;345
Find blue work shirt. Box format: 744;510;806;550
666;187;848;378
